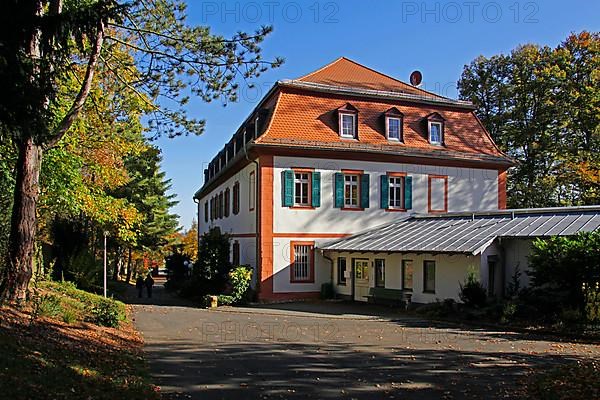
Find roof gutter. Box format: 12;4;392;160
252;141;515;167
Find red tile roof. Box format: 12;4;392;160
257;87;507;159
296;57;445;99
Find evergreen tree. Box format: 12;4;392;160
0;0;281;301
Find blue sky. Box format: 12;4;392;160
156;0;600;230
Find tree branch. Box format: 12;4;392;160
47;21;105;149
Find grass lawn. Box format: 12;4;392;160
0;282;159;400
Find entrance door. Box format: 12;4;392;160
488;260;496;297
353;259;370;302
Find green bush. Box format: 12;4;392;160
87;299;123;328
61;309;78;324
559;308;583;326
38;281;126;327
36;294;63;318
529;232;600;309
229;266;253;303
459;272;487;307
501;302;517;323
583;282;600;323
217;295;235;306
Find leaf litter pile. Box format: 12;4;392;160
0;303;160;400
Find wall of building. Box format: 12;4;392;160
270;237;332;294
329;251;478;303
197;162;259;283
198;162;258;236
272;156;499;235
480;242;503;296
503;238;534;290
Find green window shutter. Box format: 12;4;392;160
283;170;294;207
360;174;370;208
380;175;389;209
311;172;321;207
334;173;344;208
404;176;413;210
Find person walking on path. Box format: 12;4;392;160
145;274;155;298
136;276;144;298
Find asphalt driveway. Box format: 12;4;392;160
130;283;600;399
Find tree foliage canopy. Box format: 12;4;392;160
458;31;599;207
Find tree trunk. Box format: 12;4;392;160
126;247;132;283
0;137;43;302
112;247;119;281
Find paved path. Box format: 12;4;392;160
129;282;600;400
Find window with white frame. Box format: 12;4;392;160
387;117;402;141
429;121;443;145
292;244;312;281
340;113;356;138
294;172;311;206
389;176;405;208
344;174;359;208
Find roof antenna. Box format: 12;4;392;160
410;71;423;87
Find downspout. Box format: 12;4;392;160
322;250;335;298
193;197;200;255
244;123;261;292
498;237;507;298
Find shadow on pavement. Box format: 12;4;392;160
147;339;575;400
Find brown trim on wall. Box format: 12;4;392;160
428;175;449;213
341;169;364;174
273;233;350;238
387;171;407;177
258;154;274;301
498;170;507;209
230;233;257;238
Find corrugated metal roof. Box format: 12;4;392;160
320;206;600;255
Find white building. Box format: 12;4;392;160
194;57;514;301
321;206;600;303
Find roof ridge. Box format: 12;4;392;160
298;56;448;100
295;57;346;81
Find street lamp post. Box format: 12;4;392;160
103;231;109;298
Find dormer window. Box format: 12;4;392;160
384;107;403;142
429;122;443;145
387;118;401;140
340;114;356;138
425;112;445;146
337;103;358;139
